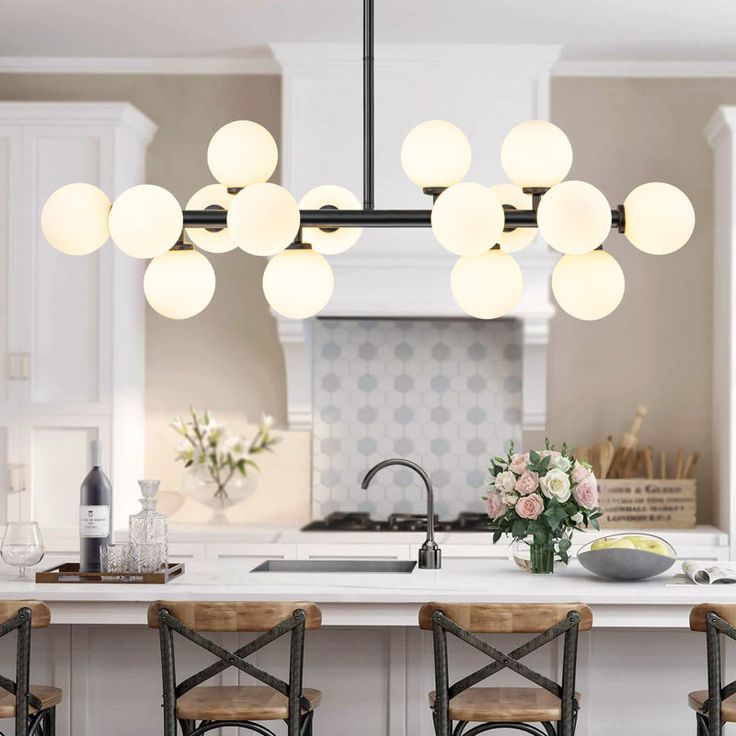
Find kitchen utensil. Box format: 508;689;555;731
598;438;615;479
577;533;677;580
643;447;654;479
684;452;699;479
660;451;667;479
674;448;685;479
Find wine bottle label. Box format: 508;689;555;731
80;505;110;538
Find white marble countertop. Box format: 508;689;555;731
0;558;731;628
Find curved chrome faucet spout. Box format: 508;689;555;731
361;458;441;569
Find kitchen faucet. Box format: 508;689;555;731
361;458;441;569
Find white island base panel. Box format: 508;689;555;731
0;558;733;736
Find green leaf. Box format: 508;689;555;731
558;538;572;554
492;529;503;544
512;519;527;539
591;517;601;531
530;449;541;464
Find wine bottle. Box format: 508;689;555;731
79;440;112;572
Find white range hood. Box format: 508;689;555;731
271;43;559;435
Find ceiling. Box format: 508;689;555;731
2;0;736;63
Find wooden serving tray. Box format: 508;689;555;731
35;562;185;584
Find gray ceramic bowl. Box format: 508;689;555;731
577;533;677;581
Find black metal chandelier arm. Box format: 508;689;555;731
182;207;625;231
363;0;375;210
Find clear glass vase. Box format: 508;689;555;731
529;542;555;574
128;480;168;569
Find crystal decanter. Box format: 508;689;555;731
128;480;168;568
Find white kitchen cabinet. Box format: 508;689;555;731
296;543;412;560
207;542;298;561
0;102;155;536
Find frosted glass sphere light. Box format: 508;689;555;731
489;184;537;253
185;185;236;253
41;183;111;256
552;250;625;321
144;248;216;320
262;249;334;319
537;180;612;255
299;185;362;254
623;182;695;255
207;120;278;188
109;185;183;259
227;183;300;256
401;120;472;188
450;249;523;319
501;120;573;188
431;183;505;256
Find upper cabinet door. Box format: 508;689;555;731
19;123;112;414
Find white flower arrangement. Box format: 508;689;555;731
172;408;279;502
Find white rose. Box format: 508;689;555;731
551;455;572;473
501;490;519;507
494;471;517;494
540;468;571;502
571;511;584;526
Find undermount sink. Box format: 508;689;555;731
251;560;417;573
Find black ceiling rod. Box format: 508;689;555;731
363;0;375;211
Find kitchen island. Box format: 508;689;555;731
0;558;727;736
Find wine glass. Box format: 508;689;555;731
1;522;44;581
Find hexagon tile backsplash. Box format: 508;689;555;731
312;318;523;519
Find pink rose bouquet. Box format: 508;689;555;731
483;441;603;565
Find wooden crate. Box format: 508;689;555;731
597;479;696;529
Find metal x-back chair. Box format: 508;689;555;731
419;603;593;736
0;601;61;736
148;601;322;736
689;603;736;736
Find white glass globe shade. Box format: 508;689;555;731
431;183;505;256
263;249;334;319
489;184;537;253
401;120;472;188
552;250;625;321
537;180;612;255
623;182;695;255
207;120;278;188
185;185;236;254
500;120;573;188
143;248;216;320
227;183;300;256
41;183;111;256
299;185;362;255
109;185;182;259
450;249;523;319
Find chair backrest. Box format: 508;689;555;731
148;600;322;632
690;603;736;736
419;603;593;633
421;602;592;736
690;603;736;631
149;600;322;736
0;600;51;736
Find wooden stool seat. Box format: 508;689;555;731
0;685;63;717
430;687;581;723
176;686;322;721
688;691;736;721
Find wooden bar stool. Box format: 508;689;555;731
689;603;736;736
0;600;62;736
418;602;593;736
148;601;322;736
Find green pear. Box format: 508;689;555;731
607;538;637;550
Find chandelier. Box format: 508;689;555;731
40;0;695;322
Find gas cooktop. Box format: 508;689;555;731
301;511;492;532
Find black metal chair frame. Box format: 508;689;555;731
695;611;736;736
429;609;583;736
0;607;55;736
156;607;315;736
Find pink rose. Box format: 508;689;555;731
573;477;599;509
572;462;593;485
515;493;544;520
508;453;529;476
486;490;506;520
515;470;539;495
